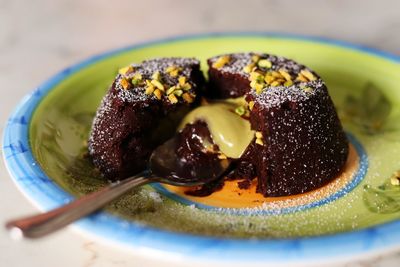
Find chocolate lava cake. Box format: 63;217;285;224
89;53;348;198
88;58;205;180
204;53;349;196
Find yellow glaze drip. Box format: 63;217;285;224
179;100;254;158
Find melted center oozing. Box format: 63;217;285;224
179;100;254;158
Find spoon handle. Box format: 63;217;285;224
6;173;151;239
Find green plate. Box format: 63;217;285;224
4;33;400;263
30;34;400;237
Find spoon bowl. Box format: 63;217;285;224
149;137;230;186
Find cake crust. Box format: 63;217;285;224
206;52;349;197
89;53;349;198
88;58;205;180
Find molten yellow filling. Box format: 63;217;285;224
179;100;254;158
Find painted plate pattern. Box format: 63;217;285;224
3;33;400;263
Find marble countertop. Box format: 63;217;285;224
1;0;399;266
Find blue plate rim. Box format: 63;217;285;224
2;32;400;263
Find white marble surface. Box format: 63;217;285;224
1;0;400;266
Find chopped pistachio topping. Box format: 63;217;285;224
249;80;258;89
284;80;293;87
168;93;178;104
178;76;187;86
270;81;280;87
250;71;264;82
300;70;317;81
246;55;298;94
145;74;195;104
255;131;264;146
152;71;161;81
235;106;246;116
243;63;255;73
257;59;272;68
151;80;165;91
271;71;282;78
251;55;260;62
296;73;308;82
244;56;318;95
254;83;264;94
166;65;176;72
118;66;134;76
249;65;303;94
131;79;140;86
166;65;182;77
145;84;155;95
174;76;191;91
267;73;287;86
182;92;195;103
133;73;142;80
248;101;255;110
212;55;231;69
131;73;143;85
173;89;183;96
249;73;265;94
166;85;183;97
153;89;162;100
182;83;191;90
255;139;264;145
279;69;292;81
120;78;130;90
264;74;275;84
166;86;177;95
126;69;196;105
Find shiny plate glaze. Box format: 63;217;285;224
3;33;400;265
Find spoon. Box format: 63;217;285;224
6;137;230;239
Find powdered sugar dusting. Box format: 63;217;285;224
115;57;200;103
252;79;325;109
210;52;326;109
88;57;203;178
208;52;315;78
